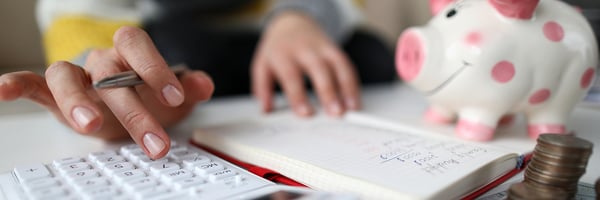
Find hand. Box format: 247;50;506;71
252;12;361;117
0;26;214;159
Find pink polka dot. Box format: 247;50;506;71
464;31;482;46
581;68;595;88
529;89;551;104
543;21;564;42
491;61;515;83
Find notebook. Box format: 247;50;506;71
192;115;524;200
190;83;600;200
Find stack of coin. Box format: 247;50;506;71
508;133;594;200
506;182;568;200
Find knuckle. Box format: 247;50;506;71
113;26;143;44
122;110;147;130
136;62;164;77
45;61;71;77
86;49;108;61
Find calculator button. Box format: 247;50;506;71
59;162;92;174
150;162;180;175
96;156;127;167
182;155;211;169
161;169;194;183
28;186;69;199
207;169;238;182
173;176;207;190
124;177;159;192
73;177;110;191
22;177;60;192
81;186;120;200
169;149;199;161
65;169;100;182
135;185;171;200
138;157;169;168
194;162;225;176
105;162;136;175
14;164;52;182
114;169;147;184
53;157;84;167
88;150;117;162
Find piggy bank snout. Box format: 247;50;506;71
396;29;429;82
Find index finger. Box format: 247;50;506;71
112;26;185;107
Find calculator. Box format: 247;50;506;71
0;141;356;200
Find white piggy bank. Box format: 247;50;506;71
396;0;598;141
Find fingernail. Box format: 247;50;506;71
328;101;343;116
72;106;96;129
295;104;313;116
143;133;166;157
162;84;184;106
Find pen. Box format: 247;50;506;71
93;65;187;89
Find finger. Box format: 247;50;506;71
269;53;313;117
135;70;215;127
46;61;103;133
322;47;361;110
251;55;276;113
90;52;170;159
180;71;215;104
297;50;343;117
112;26;184;107
0;71;65;119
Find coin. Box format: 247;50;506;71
532;148;590;166
520;134;594;199
527;159;585;178
537;134;594;151
506;182;568;200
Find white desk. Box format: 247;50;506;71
1;82;599;186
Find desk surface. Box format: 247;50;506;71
1;82;599;185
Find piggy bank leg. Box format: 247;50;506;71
455;120;496;141
526;110;568;139
455;111;501;141
527;124;566;139
424;106;456;124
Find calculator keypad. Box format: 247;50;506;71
13;142;272;200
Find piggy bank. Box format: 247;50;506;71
396;0;599;141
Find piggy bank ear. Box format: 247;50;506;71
489;0;540;19
429;0;455;16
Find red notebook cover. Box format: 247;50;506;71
462;153;532;200
189;140;306;187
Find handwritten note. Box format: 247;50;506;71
199;118;517;198
200;120;516;196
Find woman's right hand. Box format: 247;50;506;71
0;26;215;159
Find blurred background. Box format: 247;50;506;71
0;0;432;74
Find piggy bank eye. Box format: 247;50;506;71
446;8;457;18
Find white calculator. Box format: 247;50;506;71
0;142;356;200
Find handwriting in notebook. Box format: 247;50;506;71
299;122;497;176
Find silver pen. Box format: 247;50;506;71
93;65;187;89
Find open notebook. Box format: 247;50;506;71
191;83;599;200
192;114;528;200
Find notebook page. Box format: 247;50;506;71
195;118;518;199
